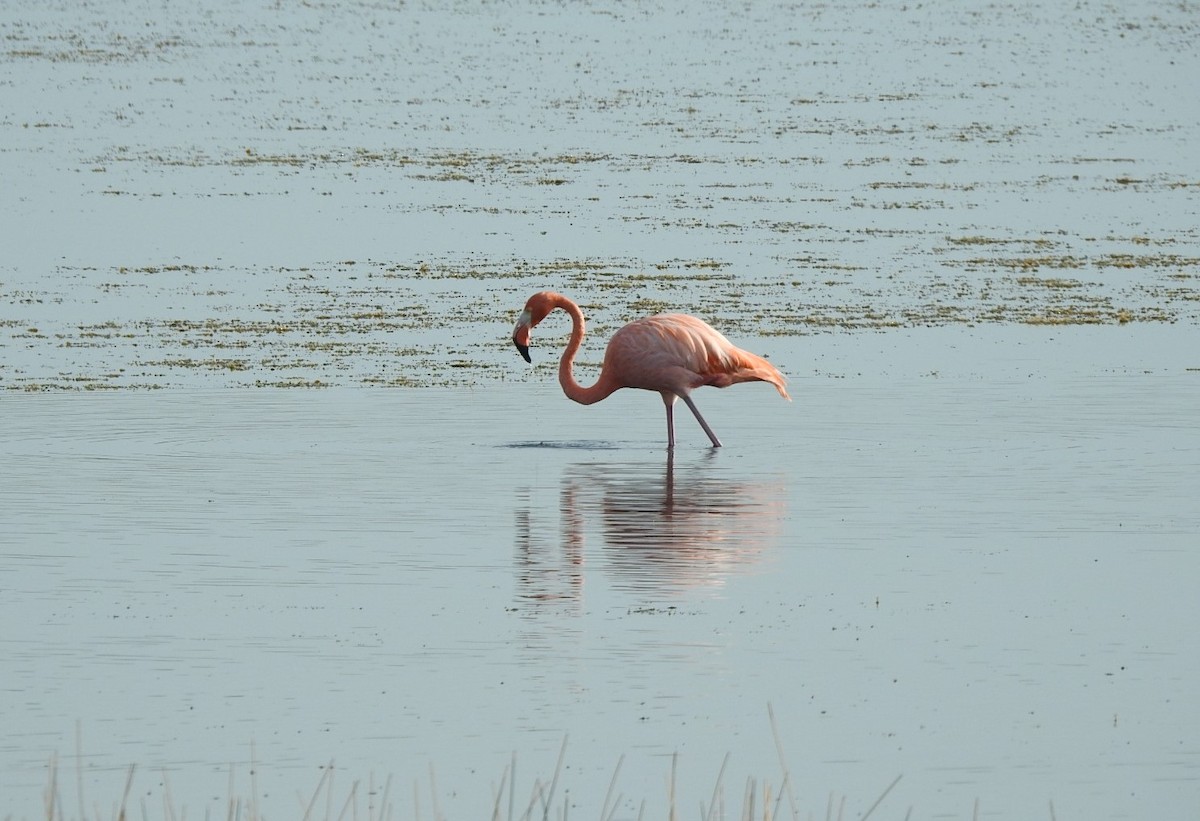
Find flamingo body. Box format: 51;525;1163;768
512;291;788;448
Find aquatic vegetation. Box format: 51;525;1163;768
35;712;1037;821
4;244;1195;392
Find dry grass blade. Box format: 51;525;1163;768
521;778;545;821
334;781;358;821
859;774;901;821
702;752;730;821
300;761;334;821
599;753;624;821
766;704;799;821
227;764;236;821
44;752;59;821
378;772;393;821
771;773;791;821
542;736;569;821
509;752;517;821
429;763;444;821
668;752;677;821
491;761;511;821
161;768;177;821
118;764;136;821
603;792;623;821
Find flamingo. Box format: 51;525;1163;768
511;291;789;449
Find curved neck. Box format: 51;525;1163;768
554;296;618;405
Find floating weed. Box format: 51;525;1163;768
1095;253;1200;269
967;255;1087;270
946;236;1057;248
1016;277;1084;288
255;378;328;388
140;357;250;371
6;251;1196;391
92;146;616;184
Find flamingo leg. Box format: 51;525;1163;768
664;399;676;450
682;395;723;448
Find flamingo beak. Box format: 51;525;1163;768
513;310;532;363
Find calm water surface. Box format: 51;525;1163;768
3;328;1198;819
2;0;1199;817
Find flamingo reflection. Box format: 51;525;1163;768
514;455;785;608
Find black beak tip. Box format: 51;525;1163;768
515;342;531;363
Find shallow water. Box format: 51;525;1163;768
2;0;1200;818
4;330;1199;819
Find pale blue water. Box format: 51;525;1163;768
4;327;1199;819
2;0;1199;818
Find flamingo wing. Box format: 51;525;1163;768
604;314;789;399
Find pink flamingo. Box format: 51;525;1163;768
512;291;789;448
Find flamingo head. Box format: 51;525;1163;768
512;291;559;363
